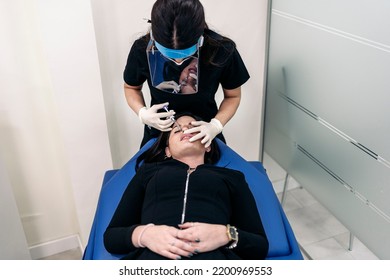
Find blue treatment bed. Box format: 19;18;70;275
83;139;303;260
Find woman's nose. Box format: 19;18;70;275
181;124;193;131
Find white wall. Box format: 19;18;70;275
0;0;112;258
0;0;268;258
36;0;113;249
0;157;31;259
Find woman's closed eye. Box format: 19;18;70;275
173;126;182;133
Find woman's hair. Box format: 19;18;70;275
151;0;206;49
149;0;236;66
136;112;220;169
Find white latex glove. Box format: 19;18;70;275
183;118;223;148
156;81;181;93
138;103;175;131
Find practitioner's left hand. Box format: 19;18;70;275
156;81;181;93
177;222;229;253
183;118;223;148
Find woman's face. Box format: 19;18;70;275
165;115;209;158
178;58;198;94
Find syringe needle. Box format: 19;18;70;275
163;105;182;131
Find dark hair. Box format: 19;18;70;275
136;112;220;170
202;29;236;67
147;0;236;67
151;0;206;49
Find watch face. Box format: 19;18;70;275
229;227;238;240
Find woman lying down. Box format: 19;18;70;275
104;112;269;260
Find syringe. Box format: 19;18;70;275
163;105;182;132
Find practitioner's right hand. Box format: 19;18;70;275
141;225;196;260
138;102;175;131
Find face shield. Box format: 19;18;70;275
146;35;203;94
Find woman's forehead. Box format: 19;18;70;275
176;115;195;123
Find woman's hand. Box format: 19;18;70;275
139;225;196;260
177;222;229;253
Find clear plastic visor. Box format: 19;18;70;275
146;40;200;94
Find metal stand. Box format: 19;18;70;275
280;173;289;206
348;232;355;251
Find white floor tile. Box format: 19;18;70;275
304;238;354;260
281;188;379;260
39;248;82;260
333;233;378;260
277;191;303;212
289;187;318;208
285;202;349;246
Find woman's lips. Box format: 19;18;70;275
181;134;194;141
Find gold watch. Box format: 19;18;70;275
226;224;239;249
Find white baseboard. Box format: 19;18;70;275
29;234;82;260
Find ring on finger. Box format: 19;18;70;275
195;238;200;243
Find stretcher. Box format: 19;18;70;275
83;139;303;260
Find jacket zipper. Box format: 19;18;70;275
180;169;192;224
